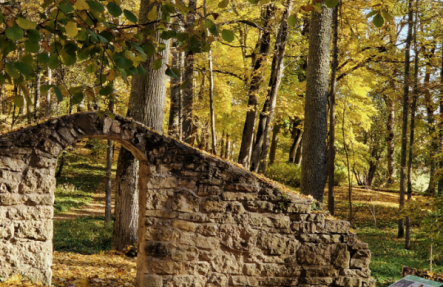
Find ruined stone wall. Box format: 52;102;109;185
139;150;375;287
0;112;374;287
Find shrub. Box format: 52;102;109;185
266;162;302;188
54;216;113;254
84;138;108;157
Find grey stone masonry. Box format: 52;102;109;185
0;112;375;287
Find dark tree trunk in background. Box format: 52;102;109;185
55;151;66;178
238;4;274;168
439;43;443;195
295;140;303;165
424;47;436;194
168;39;182;137
34;56;40;122
383;91;395;186
300;0;333;202
105;140;113;224
225;133;231;160
289;127;303;163
327;3;339;215
399;0;414;239
269;124;280;165
112;0;171;251
250;0;293;173
182;0;197;143
220;131;225;158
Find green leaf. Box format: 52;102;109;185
221;29;234;42
136;64;146;76
112;53;133;69
107;2;122;17
72;93;84;104
381;10;394;21
53;86;64;102
287;14;297;26
218;0;228;8
27;29;41;43
147;5;157;21
373;13;384;27
86;1;104;12
160;30;176;40
142;42;155;56
21;54;34;66
59;0;74;13
64;54;76;66
208;24;219;37
325;0;339;8
179;79;190;89
165;68;178;79
13;96;24;108
0;12;4;23
162;3;175;14
99;85;113;95
48;54;60;69
152;59;162;70
38;53;50;64
366;11;378;18
40;84;53;93
124;9;137;23
16;17;37;30
25;40;39;53
6;62;20;78
15;62;33;75
204;19;215;29
75;29;88;41
6;26;24;41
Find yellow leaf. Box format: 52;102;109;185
106;70;115;81
6;274;22;284
16;17;37;30
65;21;78;38
147;5;157;21
75;0;89;10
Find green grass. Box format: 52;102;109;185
53;216;113;254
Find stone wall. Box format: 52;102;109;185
0;112;374;287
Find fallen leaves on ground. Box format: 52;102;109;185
1;251;137;287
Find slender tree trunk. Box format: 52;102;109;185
327;3;339;215
225;133;230;159
289;120;302;162
112;0;171;251
168;39;182;137
250;0;293;173
34;56;40;122
182;0;197;143
300;0;333;202
383;93;395;186
220;131;225;158
55;151;66;178
439;43;443;195
424;48;436;194
399;0;414;239
269;124;280;165
295;140;303;165
105;139;113;224
238;4;275;168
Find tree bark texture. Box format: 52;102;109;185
383;92;395;186
269;124;280;165
328;3;339;215
168;40;182;137
34;56;41;121
182;0;197;143
439;43;443;195
399;0;414;239
238;4;275;168
112;0;171;251
225;133;230;160
300;1;333;202
105;140;113;224
250;0;293;173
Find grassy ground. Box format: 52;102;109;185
327;186;443;286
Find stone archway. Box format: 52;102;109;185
0;112;375;287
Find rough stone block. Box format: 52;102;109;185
176;212;209;223
231;275;259;286
148;176;177;189
196;223;218;236
145;228;180;242
163;275;205;287
336;276;362;287
171;190;199;213
0;219;13;239
201;199;227;213
146;260;183;275
350;250;371;268
219;224;257;250
332;243;350;269
207;273;228;287
146;190;170;210
225;183;260;193
325;220;350;234
179;233;220;250
257;233;297;255
243;263;260;276
210;253;242;274
297;243;330;265
14;220;52;241
221;192;258;201
260;277;298;286
142;274;163;287
0;156;27;172
286;202;311;213
245;200;275;212
305;267;339;277
197;185;222;196
172;220;196;232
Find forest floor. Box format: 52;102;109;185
2;144;442;286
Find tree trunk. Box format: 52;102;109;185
238;4;275;168
168;39;182;137
289;119;302;162
250;0;293;173
383;92;395;186
295;140;303;165
182;0;197;143
112;0;171;251
327;3;339;215
34;56;41;121
55;151;66;178
399;0;414;239
300;0;333;202
439;43;443;195
220;131;225;159
269;124;280;165
105;139;113;224
225;133;230;160
424;47;436;194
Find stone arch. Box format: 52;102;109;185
0;112;375;287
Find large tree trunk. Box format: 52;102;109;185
238;4;274;168
250;0;293;173
399;0;414;239
112;0;171;251
300;0;333;202
182;0;197;143
269;124;280;165
327;3;339;215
